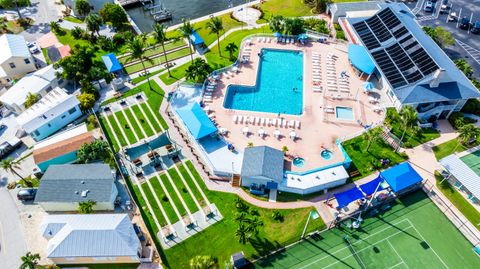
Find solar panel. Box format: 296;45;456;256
371;50;408;88
353;21;381;50
365;16;392;42
377;8;401;29
410;47;439;75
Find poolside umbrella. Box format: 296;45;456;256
242;126;249;135
289;131;297;139
232;66;238;73
258;128;265;137
213;70;219;80
274;129;281;137
298;33;308;40
363;82;374;92
274;32;282;37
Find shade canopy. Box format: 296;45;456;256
176;102;217;139
348;44;376;75
359;176;384;196
190;30;205;46
334;187;365;208
102;53;122;73
380;162;423;193
298;33;308;39
363;82;374;91
273;32;282;37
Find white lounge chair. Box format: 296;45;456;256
313;86;322;92
233;115;238;123
282;119;287;128
238;115;243;124
295;121;301;129
260;118;265;126
255;117;260;125
271;118;276;127
288;120;295;128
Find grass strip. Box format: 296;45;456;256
123;108;146;140
114;111;138;144
131;105;154;137
140;182;167;226
105;115;127;146
160;173;187;217
178;163;205;206
140;102;162;133
150;176;179;224
169;167;199;213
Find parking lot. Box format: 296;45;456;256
405;0;480;76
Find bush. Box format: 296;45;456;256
97;36;114;51
71;26;84;39
87;114;98;129
112;33;126;47
304;18;329;34
449;112;477;129
334;24;346;40
461;99;480;116
271;210;284;222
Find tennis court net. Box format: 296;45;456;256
343;236;367;269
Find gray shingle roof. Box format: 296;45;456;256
241;146;284;182
35;163;115;203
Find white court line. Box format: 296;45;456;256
298;222;414;269
387;240;410;269
388;262;405;269
405;219;450;269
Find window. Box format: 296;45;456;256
47;123;51;127
68;107;77;114
24;58;30;64
9;63;15;69
61;115;66;119
33;130;40;136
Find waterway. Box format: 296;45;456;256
126;0;247;33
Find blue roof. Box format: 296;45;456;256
334;187;365;208
176;102;217;139
359;176;384;196
397;82;480;104
190;31;204;46
380;162;423;193
348;44;375;75
101;53;122;73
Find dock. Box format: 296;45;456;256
118;0;152;9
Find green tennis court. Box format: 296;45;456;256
254;191;480;269
460;150;480;177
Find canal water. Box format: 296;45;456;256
126;0;247;33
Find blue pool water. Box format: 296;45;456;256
336;107;354;120
223;49;303;115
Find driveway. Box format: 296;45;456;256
0;185;27;269
19;0;62;42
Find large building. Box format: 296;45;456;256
336;2;480;120
0;34;36;85
16;88;82;141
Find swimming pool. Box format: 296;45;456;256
223;49;303;115
336;107;354;120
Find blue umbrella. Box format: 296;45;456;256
273;32;282;37
363;82;374;91
298;33;308;39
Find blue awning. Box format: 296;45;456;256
266;181;278;190
334;187;365;208
190;31;204;46
176;102;217;139
380;162;423;193
359;176;384;196
348;44;375;75
101;53;122;73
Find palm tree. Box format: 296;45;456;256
185;58;212;83
206;16;224;57
364;127;382;152
458;124;480;145
49;21;61;34
1;157;24;180
127;36;153;90
78;200;97;214
245;216;263;236
225;42;238;61
85;13;102;38
152;23;172;77
19;252;40;269
399;105;418;142
189;255;218;269
454;59;474;78
282;146;289;155
178;19;195;63
235;198;250;213
269;15;284;33
235;224;249;244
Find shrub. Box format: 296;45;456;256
97;36;114;51
87;114;98;129
304;18;329;34
112;33;126;46
71;26;84;39
448;112;477;129
334;23;346;40
461;99;480;116
272;210;284;222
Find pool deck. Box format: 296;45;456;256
203;39;384;172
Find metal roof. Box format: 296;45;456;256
440;155;480;199
34;163;115;203
241;146;284;182
176;102;217;139
40;214;140;258
102;53;123;73
0;34;31;64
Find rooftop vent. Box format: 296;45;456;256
81;190;89;197
75;191;79;195
81;180;85;184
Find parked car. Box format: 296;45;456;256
17;189;37;201
0;124;6;132
424;1;434;13
459;17;472;30
471;22;480;34
26;41;39;54
440;1;449;14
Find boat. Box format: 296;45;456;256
153;10;173;22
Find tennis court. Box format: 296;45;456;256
254;191;480;269
460;150;480;177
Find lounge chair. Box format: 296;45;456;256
255;117;260;125
295;121;301;129
324;108;335;113
288;120;295;128
313;86;322;92
260;118;265;126
238;115;243;124
233;115;238;123
282;119;287;128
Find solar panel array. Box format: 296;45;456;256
352;8;439;88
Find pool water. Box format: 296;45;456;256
224;49;304;115
336;107;354;120
293;157;306;167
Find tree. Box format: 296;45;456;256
454;59;474;78
206;16;224;57
185;58;212;83
269;15;284;33
77;92;96;111
284;17;304;35
127;36;153;89
189;255;219;269
364;127;382;152
75;0;91;17
1;157;23;180
152;23;172;77
244;216;263;236
77;140;112;164
305;0;330;13
85;13;102;37
0;17;8;33
225;42;238;61
24;92;38;108
433;27;454;48
78;200;96;214
422;26;435;39
99;3;128;29
399;105;418;143
49;21;61;34
179;19;195;63
0;0;30;19
19;252;40;269
458;124;480;144
235;197;250;213
235;224;249;244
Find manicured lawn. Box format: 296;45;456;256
63;16;83;23
5;20;32;34
342;130;409;179
118;40;186;64
168;167;199;213
140;103;163;132
103;114;127;147
131;105;154;137
435;172;480;231
149;176;179;223
131;68;165;84
261;0;312;19
141;182;168;226
124;47;191;74
178;164;206;206
158;61;192;85
123;108;145;140
114;111;137;144
193;13;245;46
59;264;137;269
432;138;468;160
160;173;188;217
132;185;159;235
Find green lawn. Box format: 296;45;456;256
140;103;163;132
178;163;206;206
131;68;165;84
260;0;312;19
101;114;127;148
342;130;409;179
5;20;32;34
149;176;179;224
132;184;159;234
123;108;146;140
160;173;188;217
114;111;138;144
168;167;199;213
435;172;480;231
193;13;245;46
158;61;192;85
124;47;191;74
432;138;468;160
118;40;186;64
131;105;154;137
59;264;137;269
63;16;83;23
141;182;168;226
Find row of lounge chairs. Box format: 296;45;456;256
325;54;339;93
242;47;252;63
233;115;301;129
276;37;296;44
312;52;322;93
203;81;217;103
256;37;272;43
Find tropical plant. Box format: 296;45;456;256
235;197;250;213
127;36;153;89
235;223;249;244
305;0;330;13
75;0;91;17
0;0;29;19
0;17;8;33
49;21;61;34
152;23;172;77
399;105;418;142
25;92;38;108
206;16;224;57
19;252;40;269
433;27;454;48
1;157;23;180
244;216;263;236
77;92;96;111
77;140;112;164
178;19;195;63
189;255;219;269
78;200;96;214
272;210;284;222
364;127;382;152
269;15;284;33
282;146;289;155
71;26;85;39
99;3;127;29
86;114;98;129
283;17;304;35
458;124;480;145
185;58;212;83
454;59;474;78
85;13;102;37
225;42;238;61
247;142;254;148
